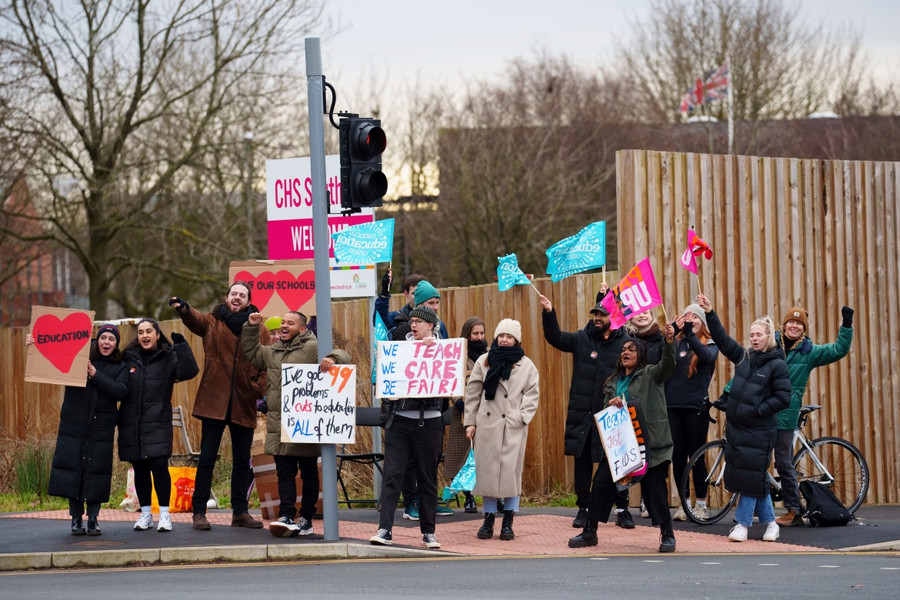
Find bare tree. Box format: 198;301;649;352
0;0;331;317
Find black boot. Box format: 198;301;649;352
477;512;496;539
659;527;676;553
464;492;477;513
568;521;598;548
71;516;86;536
499;510;515;541
87;516;102;536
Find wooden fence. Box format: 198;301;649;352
617;149;900;504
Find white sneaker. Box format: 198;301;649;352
296;516;314;536
269;516;301;538
673;507;688;521
639;500;649;518
763;521;780;542
134;512;153;531
728;524;748;542
157;512;172;532
694;504;708;520
423;533;441;549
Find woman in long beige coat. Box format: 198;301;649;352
464;318;540;541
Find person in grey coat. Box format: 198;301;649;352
465;318;540;541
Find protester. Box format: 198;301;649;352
569;329;677;551
540;293;632;529
29;325;128;536
390;279;450;340
773;305;853;526
242;311;350;538
696;293;791;542
445;316;488;514
465;319;540;541
169;283;267;531
667;304;718;522
370;305;446;549
265;316;283;342
118;319;199;532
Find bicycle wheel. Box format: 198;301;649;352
792;437;869;513
680;439;736;524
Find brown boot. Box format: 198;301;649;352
192;513;211;530
231;513;264;529
775;510;803;527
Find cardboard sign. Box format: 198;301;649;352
229;259;317;318
25;306;96;386
595;405;645;482
280;363;357;444
375;338;466;399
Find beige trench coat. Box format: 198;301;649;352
463;353;540;498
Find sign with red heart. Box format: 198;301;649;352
25;306;96;387
229;260;317;317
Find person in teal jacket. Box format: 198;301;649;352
774;305;853;526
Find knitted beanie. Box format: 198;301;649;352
409;305;439;326
413;280;440;307
264;316;283;331
782;306;809;332
494;318;522;343
96;324;121;344
683;303;708;329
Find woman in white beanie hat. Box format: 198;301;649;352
464;318;539;542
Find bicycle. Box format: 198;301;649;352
678;404;869;525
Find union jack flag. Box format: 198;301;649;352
679;60;729;114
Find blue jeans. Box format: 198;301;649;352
734;494;776;527
483;496;519;513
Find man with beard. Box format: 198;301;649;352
539;293;632;530
170;282;267;530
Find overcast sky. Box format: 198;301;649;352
317;0;900;113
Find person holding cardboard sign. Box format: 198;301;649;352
28;324;129;536
568;328;677;553
119;319;199;533
464;318;540;541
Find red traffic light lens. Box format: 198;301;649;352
354;123;386;159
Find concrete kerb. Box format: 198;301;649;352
0;544;451;571
838;540;900;552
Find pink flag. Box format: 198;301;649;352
680;230;713;275
600;257;663;330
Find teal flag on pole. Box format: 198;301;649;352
332;218;394;265
497;253;531;291
545;221;606;282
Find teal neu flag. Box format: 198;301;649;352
442;446;476;499
497;253;531;291
545;221;606;282
332;218;394;265
371;311;389;384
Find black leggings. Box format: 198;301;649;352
668;407;710;499
132;456;171;507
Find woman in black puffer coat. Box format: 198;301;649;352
697;294;790;543
119;318;198;533
31;324;129;536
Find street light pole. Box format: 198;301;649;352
243;132;254;257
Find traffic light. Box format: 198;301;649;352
339;115;387;210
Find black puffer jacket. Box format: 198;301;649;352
707;310;791;497
542;309;631;461
118;340;199;462
47;354;129;502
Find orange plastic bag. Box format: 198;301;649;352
121;466;196;513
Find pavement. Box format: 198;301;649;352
1;504;898;571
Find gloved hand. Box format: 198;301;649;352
170;332;186;344
841;306;854;328
168;296;186;310
712;391;728;411
455;399;465;413
380;270;391;296
256;398;268;414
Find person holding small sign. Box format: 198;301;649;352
28;324;129;536
696;293;791;543
464;319;540;541
370;305;447;549
119;319;199;533
241;310;350;538
568;327;677;552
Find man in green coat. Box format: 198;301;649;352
242;311;351;538
774;305;853;526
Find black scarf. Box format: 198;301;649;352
483;344;525;400
219;303;258;337
468;339;487;363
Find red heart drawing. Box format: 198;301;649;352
274;269;316;310
234;270;277;311
32;313;93;373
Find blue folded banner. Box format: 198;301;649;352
497;253;531;291
545;221;606;282
332;218;394;265
442;447;476;499
372;311;389;384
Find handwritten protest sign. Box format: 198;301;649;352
25;306;96;386
280;363;357;444
595;405;646;482
375;338;466;399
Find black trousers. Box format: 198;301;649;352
192;416;254;515
378;416;443;533
668;407;710;499
68;498;101;518
588;459;673;531
274;454;319;521
573;437;630;510
132;456;171;507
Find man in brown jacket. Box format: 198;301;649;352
170;282;267;530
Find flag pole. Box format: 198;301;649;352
726;55;734;155
695;272;703;297
602;264;607;285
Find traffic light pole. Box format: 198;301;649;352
304;37;340;542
